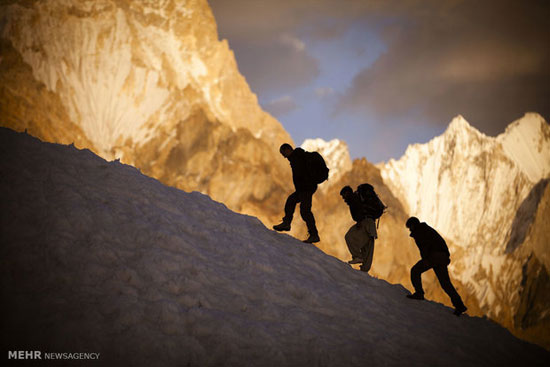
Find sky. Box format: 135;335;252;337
209;0;549;163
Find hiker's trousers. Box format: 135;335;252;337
283;188;318;236
410;253;465;309
345;218;377;271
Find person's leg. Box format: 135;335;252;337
298;190;318;236
345;224;364;259
433;265;466;310
410;259;431;296
274;192;299;231
282;191;299;224
360;237;375;272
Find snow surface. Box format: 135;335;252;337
1;128;548;367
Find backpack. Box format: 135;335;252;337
306;151;329;184
357;183;386;220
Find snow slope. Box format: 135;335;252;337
1;127;548;366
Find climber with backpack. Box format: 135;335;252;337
340;183;386;272
273;143;329;243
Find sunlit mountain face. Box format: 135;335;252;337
0;0;293;225
1;0;549;350
379;114;550;347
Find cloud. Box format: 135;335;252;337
280;34;305;52
210;0;550;135
210;1;324;95
263;95;298;117
221;33;320;95
336;0;550;134
209;0;389;95
210;0;365;40
315;87;335;99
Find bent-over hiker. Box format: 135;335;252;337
340;185;377;273
405;216;468;316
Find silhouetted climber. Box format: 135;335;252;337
340;185;379;273
273;143;326;243
405;217;468;316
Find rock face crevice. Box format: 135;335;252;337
506;179;548;254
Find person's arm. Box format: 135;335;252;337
290;149;310;190
349;195;365;223
415;227;433;258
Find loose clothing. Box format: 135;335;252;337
343;191;377;271
345;218;377;271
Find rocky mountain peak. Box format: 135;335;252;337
0;0;291;159
446;114;471;131
497;113;550;183
380;114;550;348
442;115;489;150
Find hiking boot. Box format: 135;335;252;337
303;233;320;243
406;292;425;300
453;304;468;316
359;263;371;273
273;222;291;232
348;257;363;264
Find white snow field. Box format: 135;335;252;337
1;128;548;367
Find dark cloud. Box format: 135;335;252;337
315;87;335;99
263;96;298;117
337;0;550;134
210;0;367;39
227;34;320;95
209;0;374;95
210;0;324;94
209;0;550;134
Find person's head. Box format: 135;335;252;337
405;217;420;232
340;186;353;200
279;143;293;158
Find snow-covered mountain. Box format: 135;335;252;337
0;0;292;224
380;113;550;348
2;128;549;366
1;0;289;155
301;138;352;189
